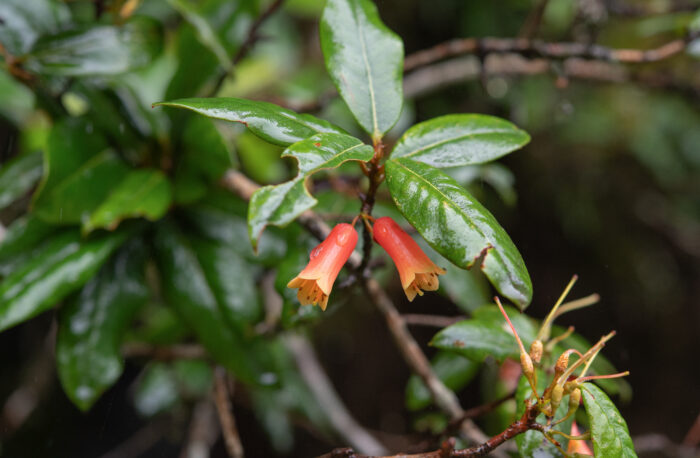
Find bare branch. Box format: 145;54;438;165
213;368;245;458
285;334;388;455
404;32;699;72
402;314;465;328
123;342;208;361
180;400;219;458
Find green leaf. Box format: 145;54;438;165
0;214;56;276
472;304;538;345
320;0;403;140
385;157;532;309
430;319;518;362
155;97;346;146
581;383;637;458
133;363;180;417
0;152;43;210
167;0;231;71
438;261;490;313
56;239;149;411
391;114;530;168
248;133;373;248
152;221;259;383
0;0;70;55
0;228;128;332
190;236;263;330
515;373;574;457
34;150;130;224
405;351;479;411
33;119;130;225
25;18;163;77
84;169;171;233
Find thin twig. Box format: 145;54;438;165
122;342;208;361
179;400;219;458
285;334;388;455
404;32;700;72
519;0;551;39
210;0;285;94
402;314;466;328
213;368;244;458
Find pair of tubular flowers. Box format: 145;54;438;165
287;217;446;309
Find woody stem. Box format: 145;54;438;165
358;141;385;274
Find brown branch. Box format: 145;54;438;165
402;314;466;328
122;342;208;360
316;402;540;457
519;0;551;39
213;368;245;458
179;400;219;458
404;32;699;72
285;334;388;455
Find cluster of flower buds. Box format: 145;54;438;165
496;276;629;456
287;216;445;309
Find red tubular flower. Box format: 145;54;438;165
567;421;593;455
287;223;358;310
373;216;446;301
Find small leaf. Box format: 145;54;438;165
391;114;530;168
385;158;532;308
84;169;171;233
0;152;43;211
320;0;403;140
430;319;518;362
0;228;129;332
581;383;637;458
56;239;149;411
155;97;346;146
24;18;163;77
248;133;373;248
405;351;479;411
133;363;180;417
152;221;259;383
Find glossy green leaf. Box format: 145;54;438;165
56;239;149;411
34;150;129;224
155;97;346;146
84;169;171;233
0;152;43;210
153;221;259;383
438;262;490;313
391;114;530;168
581;383;637;458
472;304;538;345
0;0;70;55
430;319;518;362
405;351;479;411
515;373;574;457
190;237;262;330
0;214;56;276
385;158;532;309
320;0;403;140
248;133;373;248
0;229;128;332
25;18;163;77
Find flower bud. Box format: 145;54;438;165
529;340;543;363
550;384;564;413
520;352;534;380
569;387;582;409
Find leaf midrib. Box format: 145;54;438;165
399;128;523;159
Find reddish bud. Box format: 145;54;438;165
373;217;446;301
287;224;358;310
